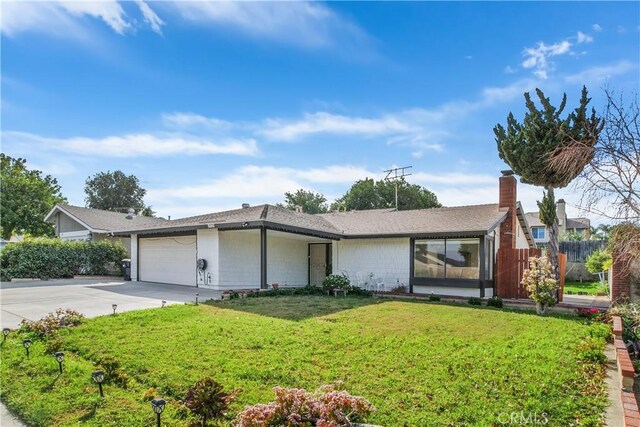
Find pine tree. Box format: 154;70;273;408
494;86;603;278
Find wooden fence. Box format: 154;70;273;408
496;248;566;301
559;240;607;263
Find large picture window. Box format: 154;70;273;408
414;238;480;280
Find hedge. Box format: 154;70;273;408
0;238;127;281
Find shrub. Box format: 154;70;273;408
428;294;441;302
322;274;350;292
184;377;240;425
0;238;127;279
20;308;84;338
391;285;407;293
234;384;375;427
586;250;613;274
467;297;482;306
521;256;558;308
1;268;11;282
487;296;503;308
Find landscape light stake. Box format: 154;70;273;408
112;304;117;315
3;328;10;342
92;370;104;397
54;352;64;374
151;398;166;427
161;300;166;308
22;339;32;358
195;293;199;305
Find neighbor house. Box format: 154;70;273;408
105;171;534;298
44;204;168;254
525;199;590;248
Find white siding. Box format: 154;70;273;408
130;234;138;281
196;229;219;288
267;234;308;287
333;238;410;288
218;230;260;290
139;236;196;286
515;219;530;249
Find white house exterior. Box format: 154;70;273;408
115;172;534;298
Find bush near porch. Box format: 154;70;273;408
0;238;127;281
0;297;608;426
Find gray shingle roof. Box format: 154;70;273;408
46;204;169;233
566;217;590;230
319;204;506;236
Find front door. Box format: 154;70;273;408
309;244;330;285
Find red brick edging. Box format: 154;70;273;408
612;316;640;426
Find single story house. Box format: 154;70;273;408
44;204;168;254
525;199;590;248
108;171;534;298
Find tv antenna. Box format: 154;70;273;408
384;166;412;210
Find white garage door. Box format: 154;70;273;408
139;236;196;286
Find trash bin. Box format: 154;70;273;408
121;259;131;281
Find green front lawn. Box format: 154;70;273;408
0;296;608;426
564;281;608;296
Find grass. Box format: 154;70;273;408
564;281;608;296
0;296;608;426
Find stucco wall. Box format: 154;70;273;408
196;229;219;288
332;238;410;289
218;230;260;290
267;234;308;287
130;234;138;281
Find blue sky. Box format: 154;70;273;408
2;1;639;221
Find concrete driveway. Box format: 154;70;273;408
0;279;222;328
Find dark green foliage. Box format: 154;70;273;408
487;296;504;308
322;274;351;291
85;170;154;216
494;86;602;189
331;177;441;211
0;154;67;240
467;297;482;306
183;377;239;425
537;189;557;228
0;238;127;279
247;285;327;298
281;189;328;214
428;294;441;302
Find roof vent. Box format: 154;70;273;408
126;208;135;220
294;205;303;213
242;203;250;209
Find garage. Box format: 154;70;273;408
138;235;196;286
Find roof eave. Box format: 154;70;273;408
44;204;100;233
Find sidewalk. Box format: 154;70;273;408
1;402;25;427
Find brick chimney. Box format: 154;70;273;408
498;170;517;250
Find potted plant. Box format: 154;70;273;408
521;256;558;315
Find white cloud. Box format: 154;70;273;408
162;112;233;130
166;1;371;50
592;24;602;32
2;131;259;158
260;112;413;141
1;0;162;37
522;40;572;79
564;60;637;84
504;65;516;74
617;25;627;34
576;31;594;44
413;172;497;186
147;164;377;202
136;0;164;35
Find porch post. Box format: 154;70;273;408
260;227;267;289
